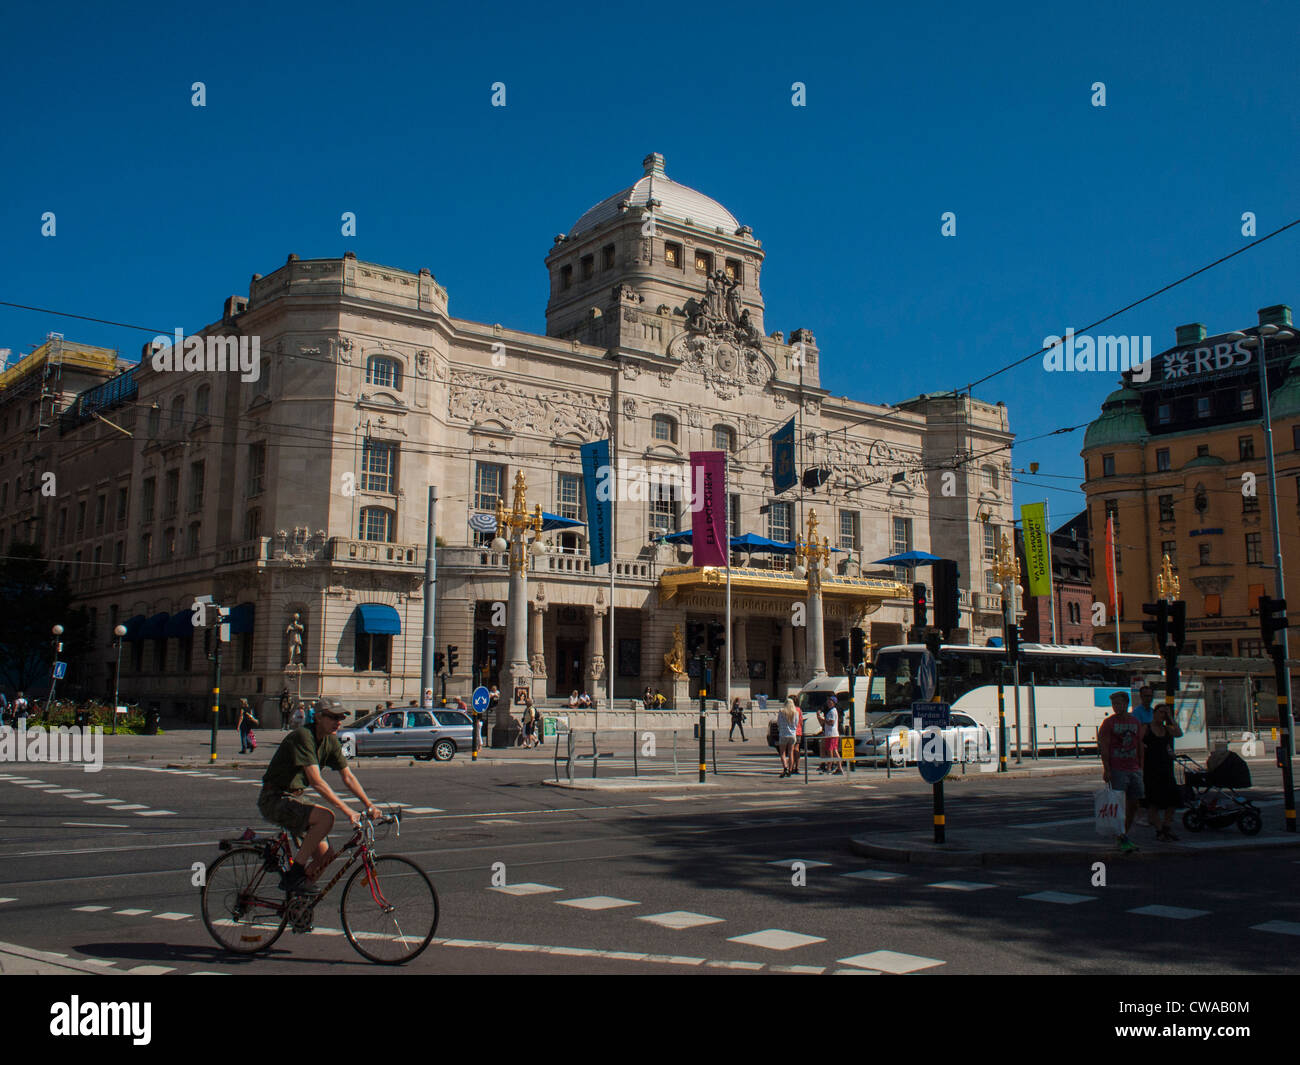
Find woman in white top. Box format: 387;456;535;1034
777;698;800;778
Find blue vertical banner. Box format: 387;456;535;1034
771;417;796;494
580;439;612;567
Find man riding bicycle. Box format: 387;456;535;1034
258;698;380;896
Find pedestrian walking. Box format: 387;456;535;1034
1144;701;1184;841
0;691;8;724
236;698;259;753
290;700;306;729
791;696;803;775
777;698;799;777
643;686;654;712
729;697;747;741
818;696;843;775
14;692;29;728
521;702;535;747
1098;691;1145;852
279;687;291;729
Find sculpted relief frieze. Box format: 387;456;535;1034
449;372;610;438
818;435;927;492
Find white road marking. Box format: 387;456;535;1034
1251;921;1300;936
108;804;148;811
770;964;827;974
135;810;176;816
1128;905;1209;920
83;799;126;805
842;869;907;882
556;896;639;910
838;950;945;974
114;909;150;916
153;912;192;921
126;965;174;974
73;905;109;912
43;788;84;794
727;929;825;951
1021;891;1096;905
403;807;443;814
488;883;561;896
768;858;831;869
637;911;724;930
63;822;130;828
929;881;996;891
0;897;15;904
1009;817;1094;828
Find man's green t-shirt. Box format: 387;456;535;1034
262;726;348;792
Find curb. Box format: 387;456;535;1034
847;833;1300;867
0;940;115;975
541;778;722;792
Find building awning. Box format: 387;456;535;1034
166;612;195;638
355;603;401;635
124;614;147;641
142;613;170;640
658;566;910;612
228;602;255;635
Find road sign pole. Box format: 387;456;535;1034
1271;643;1296;831
997;671;1007;772
698;656;708;784
933;780;945;844
847;669;857;773
210;638;222;764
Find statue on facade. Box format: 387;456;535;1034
285;613;305;668
662;624;687;676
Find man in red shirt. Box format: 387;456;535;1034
1098;690;1145;852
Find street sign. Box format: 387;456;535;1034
918;650;937;701
422;687;433;709
913;701;952;782
52;661;67;680
841;737;856;760
471;686;491;712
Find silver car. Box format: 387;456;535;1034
339;708;475;762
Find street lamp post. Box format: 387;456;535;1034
793;509;832;681
492;472;548;746
112;623;127;735
991;535;1024;762
43;624;65;723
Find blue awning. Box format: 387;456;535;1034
142;612;170;640
124;614;147;641
166;612;195;638
228;602;255;635
356;603;401;635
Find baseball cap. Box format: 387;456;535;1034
315;698;348;719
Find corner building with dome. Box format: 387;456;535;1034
27;153;1015;726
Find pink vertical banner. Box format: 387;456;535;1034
690;450;727;567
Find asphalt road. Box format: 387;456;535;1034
1;753;1297;976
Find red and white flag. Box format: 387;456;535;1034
1105;516;1118;608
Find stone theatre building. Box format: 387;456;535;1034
3;153;1015;720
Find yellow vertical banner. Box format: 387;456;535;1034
1022;502;1051;598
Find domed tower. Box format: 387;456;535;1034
544;153;769;356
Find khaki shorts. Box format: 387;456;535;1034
258;788;316;836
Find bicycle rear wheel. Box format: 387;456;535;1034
340;855;438;964
200;848;288;954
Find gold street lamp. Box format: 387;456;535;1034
491;472;547;567
792;509;832;584
1156;552;1180;603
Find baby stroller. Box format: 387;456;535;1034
1175;751;1262;836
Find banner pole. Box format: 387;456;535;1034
1045;499;1057;644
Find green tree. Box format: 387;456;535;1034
0;543;89;695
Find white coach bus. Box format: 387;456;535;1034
865;643;1204;753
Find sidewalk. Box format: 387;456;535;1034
0;940;115;975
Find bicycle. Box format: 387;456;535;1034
199;809;439;965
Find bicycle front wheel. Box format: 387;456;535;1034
340;855;438;964
200;848;288;954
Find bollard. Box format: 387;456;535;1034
1075;724;1080;758
711;729;717;776
592;731;599;779
672;730;678;775
566;729;575;782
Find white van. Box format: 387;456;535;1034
765;676;870;748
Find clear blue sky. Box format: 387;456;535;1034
2;0;1296;524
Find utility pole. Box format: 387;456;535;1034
209;603;229;764
421;487;438;709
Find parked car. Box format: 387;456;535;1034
338;708;474;762
860;710;992;766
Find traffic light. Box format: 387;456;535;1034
1141;602;1169;650
686;621;705;657
706;620;726;659
1169;600;1187;653
434;651;446;674
850;627;867;667
932;559;960;635
1259;595;1289;648
833;636;850;665
447;644;459;673
912;583;928;628
1006;622;1020;659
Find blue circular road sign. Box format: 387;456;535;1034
471;686;491;712
919;758;951;783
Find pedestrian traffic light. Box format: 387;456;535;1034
434;651;446;674
912;583;928;628
1006;622;1020;660
932;559;960;635
1169;600;1187;653
706;620;726;659
447;644;459;673
687;621;705;657
1259;595;1289;648
833;636;850;664
850;627;867;667
1142;601;1169;649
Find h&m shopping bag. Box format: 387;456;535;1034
1094;787;1124;837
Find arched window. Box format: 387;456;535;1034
712;424;735;451
366;356;402;390
171;395;185;429
652;415;677;444
359;507;395;542
195;384;211;416
982;465;999;491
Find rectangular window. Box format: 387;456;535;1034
187;522;200;555
1239;436;1255;461
725;258;742;281
983;522;998;562
1245;532;1263;564
560;264;572;290
1157;495;1173;522
354;632;391;673
361;440;396;494
1243;492;1259;514
141;478;156;523
163;469;179;518
114;540;124;567
359;508;393;542
163;527;176;558
1201;640;1231;656
247;443;266;497
1157;404;1171;425
1156;448;1170;472
1238;638;1265;659
580;255;593;280
76;500;86;537
557;472;582;520
1161;540;1177;569
474;463;505;512
244;509;261;541
1199;543;1211;565
94;494;106;529
1204;594;1222;618
694;250;713;274
139;532;152;567
839;510;859;551
602;245;615;271
1248;583;1266;614
649;482;678;535
189;461;204;512
664;242;681;268
985;569;999;595
1197;396;1211;418
1240;389;1256;412
728;494;740;539
1102;454;1115;477
1197;444;1209;457
769;502;793;543
893;516;913;582
116;486;128;524
1104;499;1119;529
